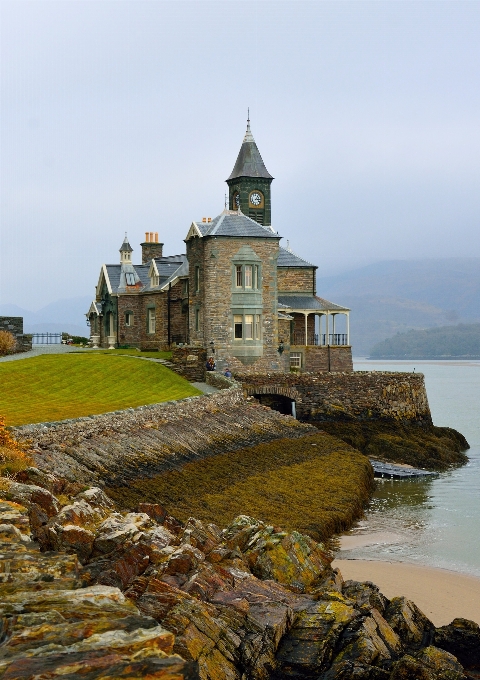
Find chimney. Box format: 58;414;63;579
141;231;163;264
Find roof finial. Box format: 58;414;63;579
247;108;250;132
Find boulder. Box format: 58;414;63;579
47;524;95;564
75;487;115;511
138;502;168;524
4;482;59;517
390;645;465;680
93;512;155;555
342;580;389;616
181;518;222;555
384;596;435;653
53;499;104;528
14;467;62;494
434;618;480;671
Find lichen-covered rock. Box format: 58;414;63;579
389;645;465;680
342;580;389;616
434;618;480;671
75;486;115;511
53;499;104;528
275;597;359;675
384;596;435;653
224;516;331;591
4;482;59;517
138;502;168;524
92;512;155;555
181;517;223;555
14;467;62;494
47;524;95;564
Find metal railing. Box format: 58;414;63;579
31;333;62;345
291;332;348;346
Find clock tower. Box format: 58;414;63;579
226;116;273;226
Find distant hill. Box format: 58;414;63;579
0;297;91;336
316;258;480;355
369;323;480;359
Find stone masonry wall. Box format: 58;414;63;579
0;316;32;353
236;371;432;425
13;388;314;486
171;345;207;382
278;267;316;294
187;235;288;373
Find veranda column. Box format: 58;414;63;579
332;313;336;344
346;312;350;345
326;312;329;345
304;313;309;345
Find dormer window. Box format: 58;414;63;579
125;272;136;285
151;275;159;287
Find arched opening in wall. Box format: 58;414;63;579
253;393;296;417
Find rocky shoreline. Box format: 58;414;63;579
1;470;479;679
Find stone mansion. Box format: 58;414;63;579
87;120;352;372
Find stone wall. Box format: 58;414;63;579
171;345;206;381
236;371;432;425
278;267;316;294
0;316;32;353
13;388;314;486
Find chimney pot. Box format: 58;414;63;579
145;232;150;242
207;217;212;223
202;217;207;223
155;232;159;243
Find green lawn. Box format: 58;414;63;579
0;354;201;426
85;349;173;360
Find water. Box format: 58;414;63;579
340;360;480;577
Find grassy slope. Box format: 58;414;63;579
87;349;173;359
0;354;201;426
107;431;374;544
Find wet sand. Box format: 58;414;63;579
333;558;480;626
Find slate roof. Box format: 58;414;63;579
194;211;279;239
278;295;350;312
104;255;187;293
119;235;132;252
227;122;273;180
277;246;316;268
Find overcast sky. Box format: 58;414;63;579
1;0;479;310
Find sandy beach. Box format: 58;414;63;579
333;558;480;627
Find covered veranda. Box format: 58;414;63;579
278;295;350;347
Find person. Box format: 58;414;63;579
224;367;232;378
206;357;216;371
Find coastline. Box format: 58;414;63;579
333;557;480;627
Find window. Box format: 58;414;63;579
233;313;261;341
245;315;254;339
255;314;261;340
148;308;156;334
234;315;243;339
290;352;302;368
195;266;200;292
236;265;243;287
244;265;252;288
195;308;200;332
125;312;133;327
151;275;159;287
126;273;136;285
182;279;189;297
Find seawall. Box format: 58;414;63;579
13;387;315;486
237;370;433;425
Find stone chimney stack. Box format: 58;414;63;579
141;232;163;263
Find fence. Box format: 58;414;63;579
31;333;62;345
291;332;349;346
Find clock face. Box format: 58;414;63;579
250;192;262;207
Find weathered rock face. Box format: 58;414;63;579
1;481;478;680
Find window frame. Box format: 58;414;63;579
290;352;302;368
195;266;200;293
233;313;261;342
147;308;156;334
125;311;133;327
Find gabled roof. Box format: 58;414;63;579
277;246;316;269
102;255;187;294
227;120;273;181
278;295;350;312
188;210;279;240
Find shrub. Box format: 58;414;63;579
0;331;16;356
0;415;33;477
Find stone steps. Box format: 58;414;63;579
0;500;196;679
